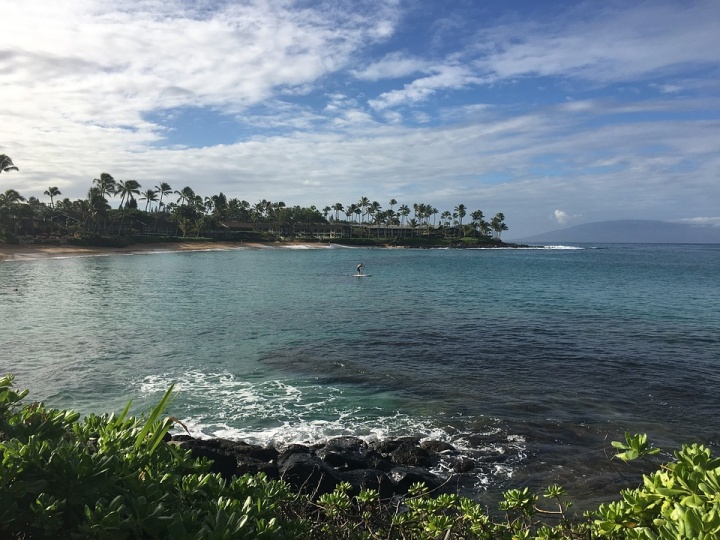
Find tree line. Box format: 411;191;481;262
0;154;508;241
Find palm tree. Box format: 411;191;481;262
408;218;419;238
389;198;397;213
0;189;27;234
87;188;111;233
175;186;196;207
470;210;489;238
93;173;116;199
116;180;141;209
140;189;158;211
398;204;410;225
211;193;228;219
0;155;19;174
113;180;141;234
155;182;172;211
0;189;25;206
415;203;427;225
357;197;370;223
454;204;466;226
386;208;396;230
368;201;381;234
491;212;508;239
441;211;452;227
204;196;214;215
252;199;267;221
332;203;344;222
454;204;467;237
44;186;61;208
227;198;250;221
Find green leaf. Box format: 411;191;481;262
680;494;705;508
134;384;174;450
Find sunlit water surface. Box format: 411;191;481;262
2;243;719;509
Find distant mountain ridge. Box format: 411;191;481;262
514;220;720;244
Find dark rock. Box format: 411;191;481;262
391;443;432;467
467;433;507;446
452;456;476;473
170;440;237;480
363;450;393;472
317;447;368;471
170;434;195;442
324;436;368;452
236;456;280;480
277;444;311;466
339;469;394;499
420;440;457;454
164;433;478;499
279;453;341;497
370;436;421;454
389;467;442;493
190;437;280;463
477;453;509;464
396;436;422;445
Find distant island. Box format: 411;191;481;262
513;220;720;244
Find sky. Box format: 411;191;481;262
1;0;719;239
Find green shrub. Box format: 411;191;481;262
0;375;304;539
3;376;719;539
595;433;720;539
0;229;20;244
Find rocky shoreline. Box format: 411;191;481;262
168;434;503;500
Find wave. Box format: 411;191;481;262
137;369;526;491
533;245;584;250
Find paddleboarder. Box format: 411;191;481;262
356;262;364;275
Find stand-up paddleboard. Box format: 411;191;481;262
353;274;372;277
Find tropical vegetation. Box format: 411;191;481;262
0;155;509;246
2;375;719;539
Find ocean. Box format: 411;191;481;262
2;243;719;509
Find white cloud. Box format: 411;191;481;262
1;0;399;129
554;210;570;225
2;1;720;239
368;65;482;110
674;217;720;227
475;1;720;83
651;83;683;94
351;52;430;81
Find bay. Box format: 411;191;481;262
2;243;719;508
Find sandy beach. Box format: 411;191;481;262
0;241;315;262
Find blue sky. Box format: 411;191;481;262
1;0;719;238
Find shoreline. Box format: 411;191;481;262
0;241;307;262
0;238;527;262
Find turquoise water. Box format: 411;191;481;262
2;243;719;504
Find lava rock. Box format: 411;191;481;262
279;452;341;497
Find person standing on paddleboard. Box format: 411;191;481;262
356;263;364;275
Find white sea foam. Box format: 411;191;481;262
137;368;528;488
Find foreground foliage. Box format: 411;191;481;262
595;433;720;539
1;376;718;539
0;376;305;539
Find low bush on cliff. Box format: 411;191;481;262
2;375;719;539
0;376;306;539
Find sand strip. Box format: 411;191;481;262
0;241;321;262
